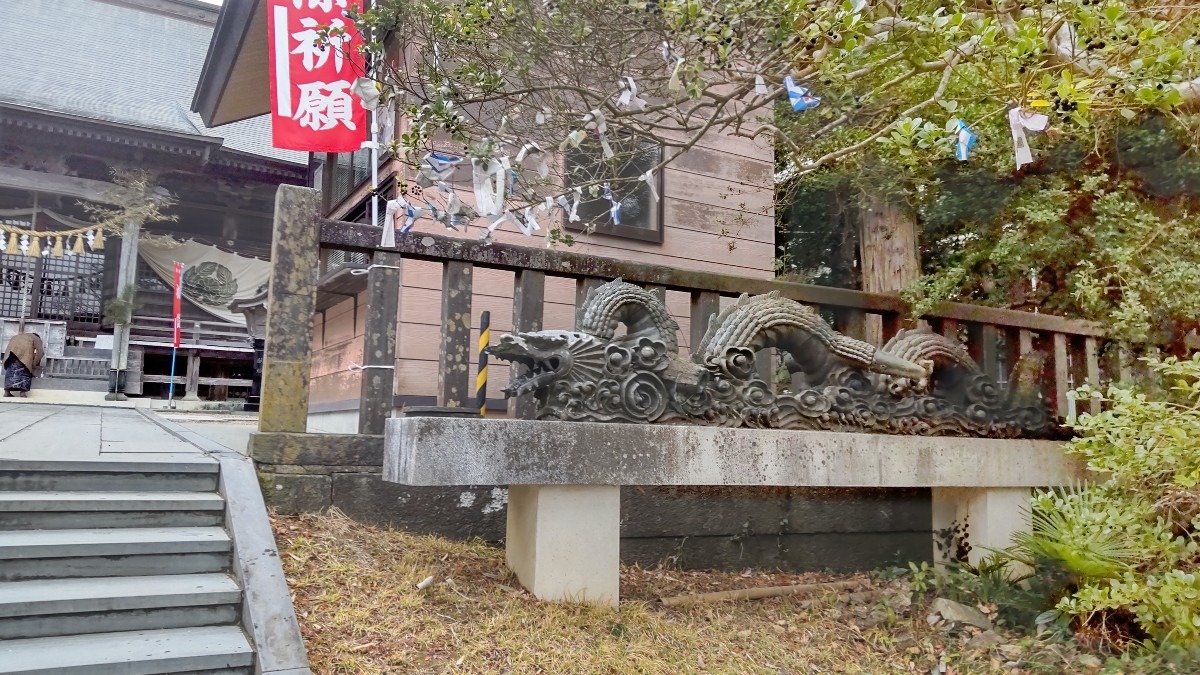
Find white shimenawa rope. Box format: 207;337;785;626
348;263;403;276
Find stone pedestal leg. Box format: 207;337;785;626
506;484;620;607
931;487;1031;568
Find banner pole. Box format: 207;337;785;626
169;261;183;409
169;345;177;408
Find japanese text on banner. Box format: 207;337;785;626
267;0;366;152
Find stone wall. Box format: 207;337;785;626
252;434;931;572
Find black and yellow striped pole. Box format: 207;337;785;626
476;310;490;416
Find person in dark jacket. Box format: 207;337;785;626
3;332;43;397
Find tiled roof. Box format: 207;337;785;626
0;0;305;166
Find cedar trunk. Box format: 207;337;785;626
858;192;919;344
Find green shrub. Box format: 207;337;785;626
1013;355;1200;655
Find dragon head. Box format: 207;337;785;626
487;330;606;397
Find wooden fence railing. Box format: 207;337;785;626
258;186;1121;437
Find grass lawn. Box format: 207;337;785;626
273;511;1136;674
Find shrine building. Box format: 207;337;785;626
0;0;307;403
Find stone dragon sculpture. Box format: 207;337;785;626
487;279;1053;437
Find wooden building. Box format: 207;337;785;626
0;0;307;402
194;0;773;429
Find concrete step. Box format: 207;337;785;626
0;573;241;639
0;626;253;674
0;460;218;492
0;527;231;581
0;491;225;529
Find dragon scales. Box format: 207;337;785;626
486;279;1054;437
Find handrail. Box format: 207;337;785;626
253;186;1117;440
318;219;1103;337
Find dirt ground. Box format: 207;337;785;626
272;511;1148;675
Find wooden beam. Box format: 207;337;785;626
144;375;254;388
0;166;134;205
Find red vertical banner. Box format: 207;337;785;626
267;0;367;152
172;262;183;348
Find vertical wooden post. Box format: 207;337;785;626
259;186;321;433
940;318;960;342
644;285;667;304
835;308;867;341
106;218;142;401
357;251;400;434
438;261;473;408
1053;333;1071;420
881;312;905;344
1085;337;1102;415
508;270;545;419
1018;329;1034;355
967;323;1001;382
1117;343;1134;383
183;349;201;401
689;291;720;351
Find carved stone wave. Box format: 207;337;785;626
487;279;1056;437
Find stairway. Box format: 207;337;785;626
0;459;255;674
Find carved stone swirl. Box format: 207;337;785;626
488;278;1057;438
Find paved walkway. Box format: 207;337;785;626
0;403;212;462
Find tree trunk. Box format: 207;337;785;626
858;192;919;344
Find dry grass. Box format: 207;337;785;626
273;510;1097;674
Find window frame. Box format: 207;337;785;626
562;138;665;244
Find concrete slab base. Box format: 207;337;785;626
506;485;619;607
21;390;146;407
932;487;1031;567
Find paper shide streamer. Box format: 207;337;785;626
602;184;621;225
784;76;820;111
582;110;613;159
662;41;685;93
1008;107;1049;169
954;119;976;161
418;152;462;186
472;156;510;217
617;77;647;110
755;75;769;96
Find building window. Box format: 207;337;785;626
327;147;372;208
564;136;663;243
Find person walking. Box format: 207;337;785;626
3;331;43;398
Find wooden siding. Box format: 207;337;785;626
312;129;774;407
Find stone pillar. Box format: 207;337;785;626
106;219;141;401
931;487;1031;568
506;484;620;607
259;186;321;433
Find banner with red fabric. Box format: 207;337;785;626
172;262;183;348
267;0;367;152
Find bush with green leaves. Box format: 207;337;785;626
1004;355;1200;658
